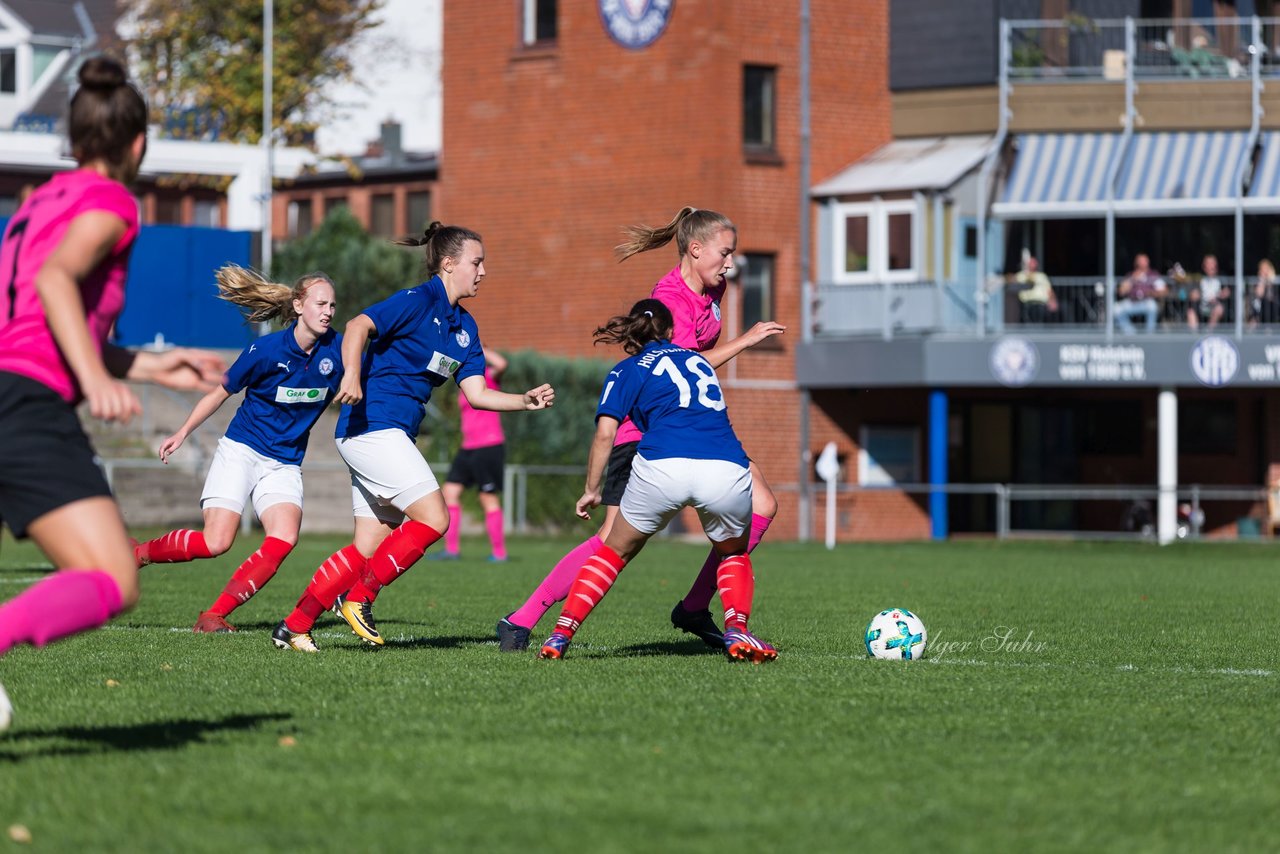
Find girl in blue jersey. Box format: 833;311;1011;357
132;267;344;633
538;299;776;663
272;222;555;653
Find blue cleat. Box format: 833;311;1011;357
496;615;531;652
723;629;778;664
538;631;572;660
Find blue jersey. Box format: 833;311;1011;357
336;276;486;440
596;340;747;467
221;325;344;465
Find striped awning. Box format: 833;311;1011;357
1245;132;1280;211
994;131;1252;219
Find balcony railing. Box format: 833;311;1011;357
811;277;1280;340
1007;16;1280;82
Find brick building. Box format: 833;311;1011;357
440;0;891;540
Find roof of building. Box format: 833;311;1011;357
812;135;995;198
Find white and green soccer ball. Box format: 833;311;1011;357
864;608;927;660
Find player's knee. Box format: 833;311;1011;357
203;531;236;556
112;574;141;610
752;489;779;520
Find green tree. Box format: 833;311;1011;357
123;0;381;145
271;208;420;322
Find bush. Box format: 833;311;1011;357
271;208;422;323
425;349;615;531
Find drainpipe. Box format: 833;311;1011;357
1234;16;1264;339
797;0;813;541
975;18;1012;337
1104;17;1137;342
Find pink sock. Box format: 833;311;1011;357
0;570;125;654
509;535;602;629
681;513;773;612
445;505;462;555
485;508;506;560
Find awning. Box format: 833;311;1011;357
1245;131;1280;212
811;135;994;198
993;131;1252;219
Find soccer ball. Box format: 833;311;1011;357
864;608;928;660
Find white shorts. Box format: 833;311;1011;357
337;428;440;525
200;436;303;517
619;455;752;543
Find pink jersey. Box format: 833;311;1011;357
459;367;505;449
0;169;139;404
614;266;727;445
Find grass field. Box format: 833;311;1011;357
1;533;1277;852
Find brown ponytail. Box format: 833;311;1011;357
395;221;482;276
593;299;674;355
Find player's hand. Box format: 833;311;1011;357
157;432;186;463
523;383;555;410
575;490;602;520
334;375;363;406
82;372;142;424
742;321;786;347
137;348;227;392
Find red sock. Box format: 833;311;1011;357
284;544;367;632
553;546;625;639
137;529;213;565
681;513;772;612
346;521;441;604
207;537;293;617
716;554;755;631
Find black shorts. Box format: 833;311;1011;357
600;441;640;506
446;443;505;493
0;372;112;538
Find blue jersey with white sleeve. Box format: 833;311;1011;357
596;340;747;467
221;325;344;465
336;276;486;440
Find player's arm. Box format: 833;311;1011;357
459;373;554;412
35;211;141;422
157;385;233;463
483;346;508;381
576;415;619;519
104;345;226;393
699;321;787;370
334;313;375;405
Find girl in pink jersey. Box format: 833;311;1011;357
0;57;225;731
496;206;785;652
438;347;510;561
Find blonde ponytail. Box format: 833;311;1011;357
216;265;332;324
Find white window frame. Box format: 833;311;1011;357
832;198;920;285
858;426;921;487
522;0;555;46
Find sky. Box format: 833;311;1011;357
313;0;443;157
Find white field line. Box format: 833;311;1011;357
89;625;1277;678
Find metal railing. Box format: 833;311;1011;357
813;276;1280;339
1007;16;1280;82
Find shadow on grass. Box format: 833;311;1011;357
0;712;291;762
612;639;721;657
379;633;494;650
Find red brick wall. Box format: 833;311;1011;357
441;1;891;539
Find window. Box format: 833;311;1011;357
291;199;313;238
0;49;15;94
743;65;776;150
522;0;557;46
153;195;182;225
832;200;918;283
371;194;395;238
324;196;349;221
192;200;220;227
406;191;431;234
858;427;920;486
739;253;775;329
1178;400;1237;455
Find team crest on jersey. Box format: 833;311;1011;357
599;0;673;49
318;357;335;376
455;329;471;348
712;302;721;322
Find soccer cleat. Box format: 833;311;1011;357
723;629;778;664
271;620;319;653
486;555;508;563
670;601;725;649
192;611;236;633
0;681;12;733
131;537;151;567
330;593;346;617
339;597;384;646
428;551;460;561
538;632;571;660
495;615;531;652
